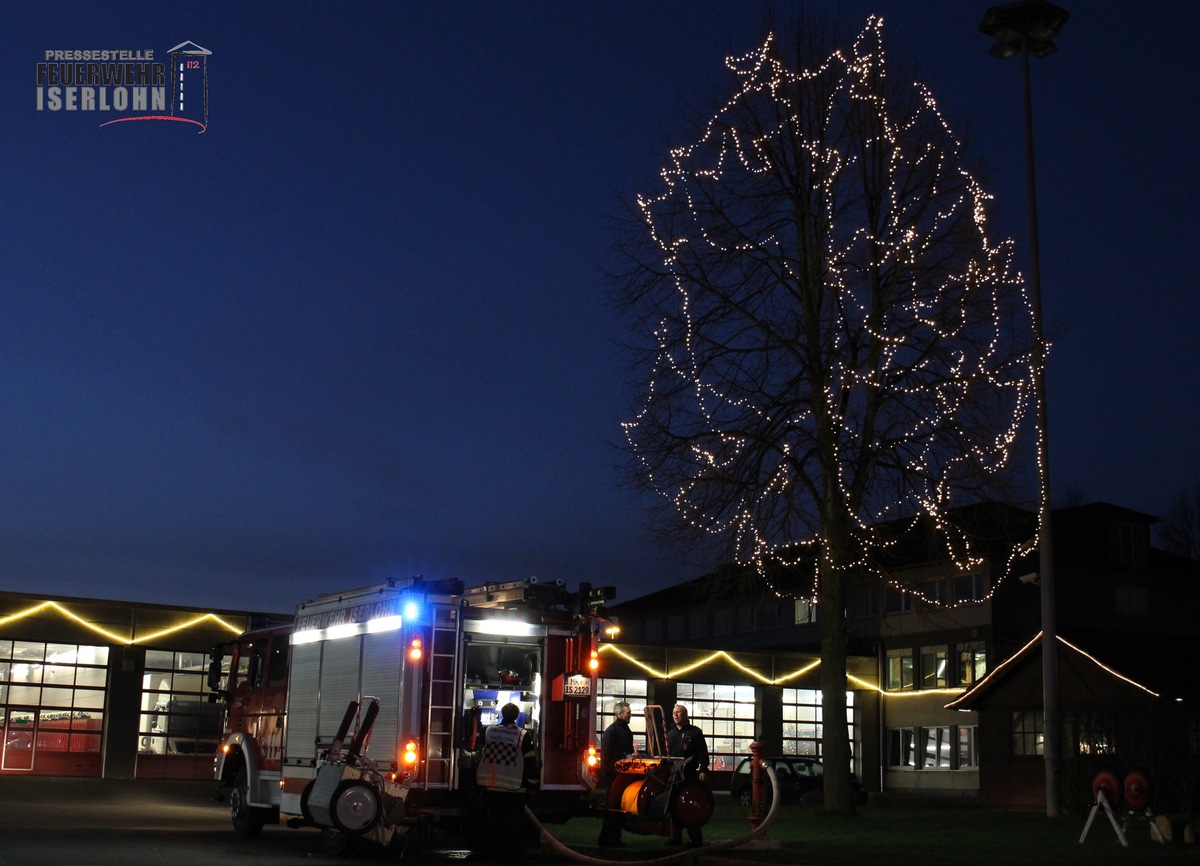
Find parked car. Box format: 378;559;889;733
729;755;868;806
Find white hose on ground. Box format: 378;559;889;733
525;765;781;865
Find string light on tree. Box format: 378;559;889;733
622;17;1041;605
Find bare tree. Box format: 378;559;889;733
616;19;1036;814
1160;480;1200;559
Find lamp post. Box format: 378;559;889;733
979;0;1069;818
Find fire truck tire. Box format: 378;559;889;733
230;768;265;838
300;780;315;824
330;780;381;835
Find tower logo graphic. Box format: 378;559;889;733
168;41;211;128
36;39;212;134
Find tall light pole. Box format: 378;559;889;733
979;0;1069;818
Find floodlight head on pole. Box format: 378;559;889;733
980;0;1069;59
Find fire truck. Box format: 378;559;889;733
208;576;614;848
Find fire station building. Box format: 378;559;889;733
0;586;876;789
0;590;287;779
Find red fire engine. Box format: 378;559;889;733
209;576;614;848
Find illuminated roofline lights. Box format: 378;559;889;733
947;632;1160;711
599;643;823;687
1056;634;1159;698
0;601;244;645
598;643;974;699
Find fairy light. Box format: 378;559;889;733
622;17;1040;610
0;600;245;645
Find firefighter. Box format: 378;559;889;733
666;703;708;847
597;700;634;849
474;702;537;863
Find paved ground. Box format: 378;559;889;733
0;777;621;866
0;777;753;866
0;777;323;866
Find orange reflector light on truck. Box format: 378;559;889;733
586;744;599;769
408;638;423;662
588;650;599;673
403;740;419;766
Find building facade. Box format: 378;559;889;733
0;590;287;779
592;640;881;792
608;502;1200;809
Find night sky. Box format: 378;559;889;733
3;2;1197;614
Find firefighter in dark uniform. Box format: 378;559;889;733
666;703;708;847
597;700;634;849
474;702;537;863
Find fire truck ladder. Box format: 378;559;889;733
423;601;463;789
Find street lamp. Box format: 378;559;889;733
979;0;1069;819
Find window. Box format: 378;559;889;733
712;607;733;637
849;586;879;618
0;641;108;763
596;677;649;750
1113;585;1148;616
957;641;986;686
1012;709;1044;756
666;614;685;641
793;600;816;625
140;650;223;756
884;587;911;615
915;578;945;606
888;728;915;767
644;619;662;642
783;689;857;768
760;602;783;630
890;726;976;770
923;727;952;768
1070;710;1115;756
953;571;988;604
958;726;978;768
920;646;948;689
676;682;756;772
1108;521;1144;567
689;610;707;638
885;649;914;691
737;605;755;632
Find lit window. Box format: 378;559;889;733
958;726;978;768
920;646;947;688
139;650;223;757
783;689;856;770
957;642;986;685
888;728;915;767
885;649;914;690
676;682;756;772
923;727;952;768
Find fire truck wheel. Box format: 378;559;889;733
330;780;381;835
300;780;315;824
230;768;265;838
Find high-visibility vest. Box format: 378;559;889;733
476;723;525;791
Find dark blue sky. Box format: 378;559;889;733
3;2;1197;613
